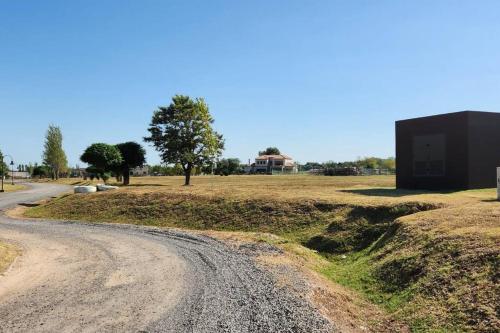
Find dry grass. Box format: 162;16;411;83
0;241;19;274
32;174;496;206
0;184;26;192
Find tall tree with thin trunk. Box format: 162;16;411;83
42;125;68;180
144;95;224;186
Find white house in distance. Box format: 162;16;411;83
131;165;150;176
250;154;298;174
7;171;31;179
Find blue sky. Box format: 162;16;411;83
1;1;500;167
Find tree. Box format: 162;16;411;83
144;95;224;185
215;158;242;176
301;162;323;171
80;143;123;183
26;163;35;176
258;147;281;156
380;157;396;170
32;165;50;179
42;125;68;180
115;142;146;185
0;150;7;177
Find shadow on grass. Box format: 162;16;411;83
122;183;168;187
481;198;500;202
339;188;454;197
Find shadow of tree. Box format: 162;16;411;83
339;188;455;197
481;198;499;202
122;183;168;187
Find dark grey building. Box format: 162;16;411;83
396;111;500;190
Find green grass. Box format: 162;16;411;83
321;249;414;312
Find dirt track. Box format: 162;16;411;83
0;184;335;332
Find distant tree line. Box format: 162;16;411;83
300;157;396;175
149;164;184;176
148;158;245;177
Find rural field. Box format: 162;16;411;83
26;174;500;332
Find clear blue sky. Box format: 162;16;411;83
1;1;500;167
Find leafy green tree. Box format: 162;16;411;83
258;147;281;156
356;157;379;169
26;163;35;176
144;95;224;185
0;150;8;177
80;143;123;183
32;165;50;179
149;164;184;176
42;125;68;180
115;142;146;185
380;157;396;170
85;166;101;180
301;162;322;171
215;158;243;176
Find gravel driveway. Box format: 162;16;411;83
0;183;335;332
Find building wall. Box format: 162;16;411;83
396;112;469;190
467;112;500;188
131;166;149;176
7;171;31;178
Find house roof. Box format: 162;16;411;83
255;154;293;160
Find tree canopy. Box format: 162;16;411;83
32;165;50;179
80;143;122;183
115;142;146;185
258;147;281;156
215;158;242;176
0;150;8;177
144;95;224;185
42;125;68;180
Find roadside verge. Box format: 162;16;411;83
0;241;20;275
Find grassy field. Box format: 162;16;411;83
27;175;499;332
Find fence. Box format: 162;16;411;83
309;167;395;176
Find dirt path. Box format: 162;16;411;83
0;184;335;332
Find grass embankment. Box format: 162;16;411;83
0;241;19;274
25;175;499;332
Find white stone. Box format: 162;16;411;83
97;184;119;192
74;186;97;194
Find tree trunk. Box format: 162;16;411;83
184;167;191;186
123;168;130;186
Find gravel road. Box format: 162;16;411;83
0;183;335;332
